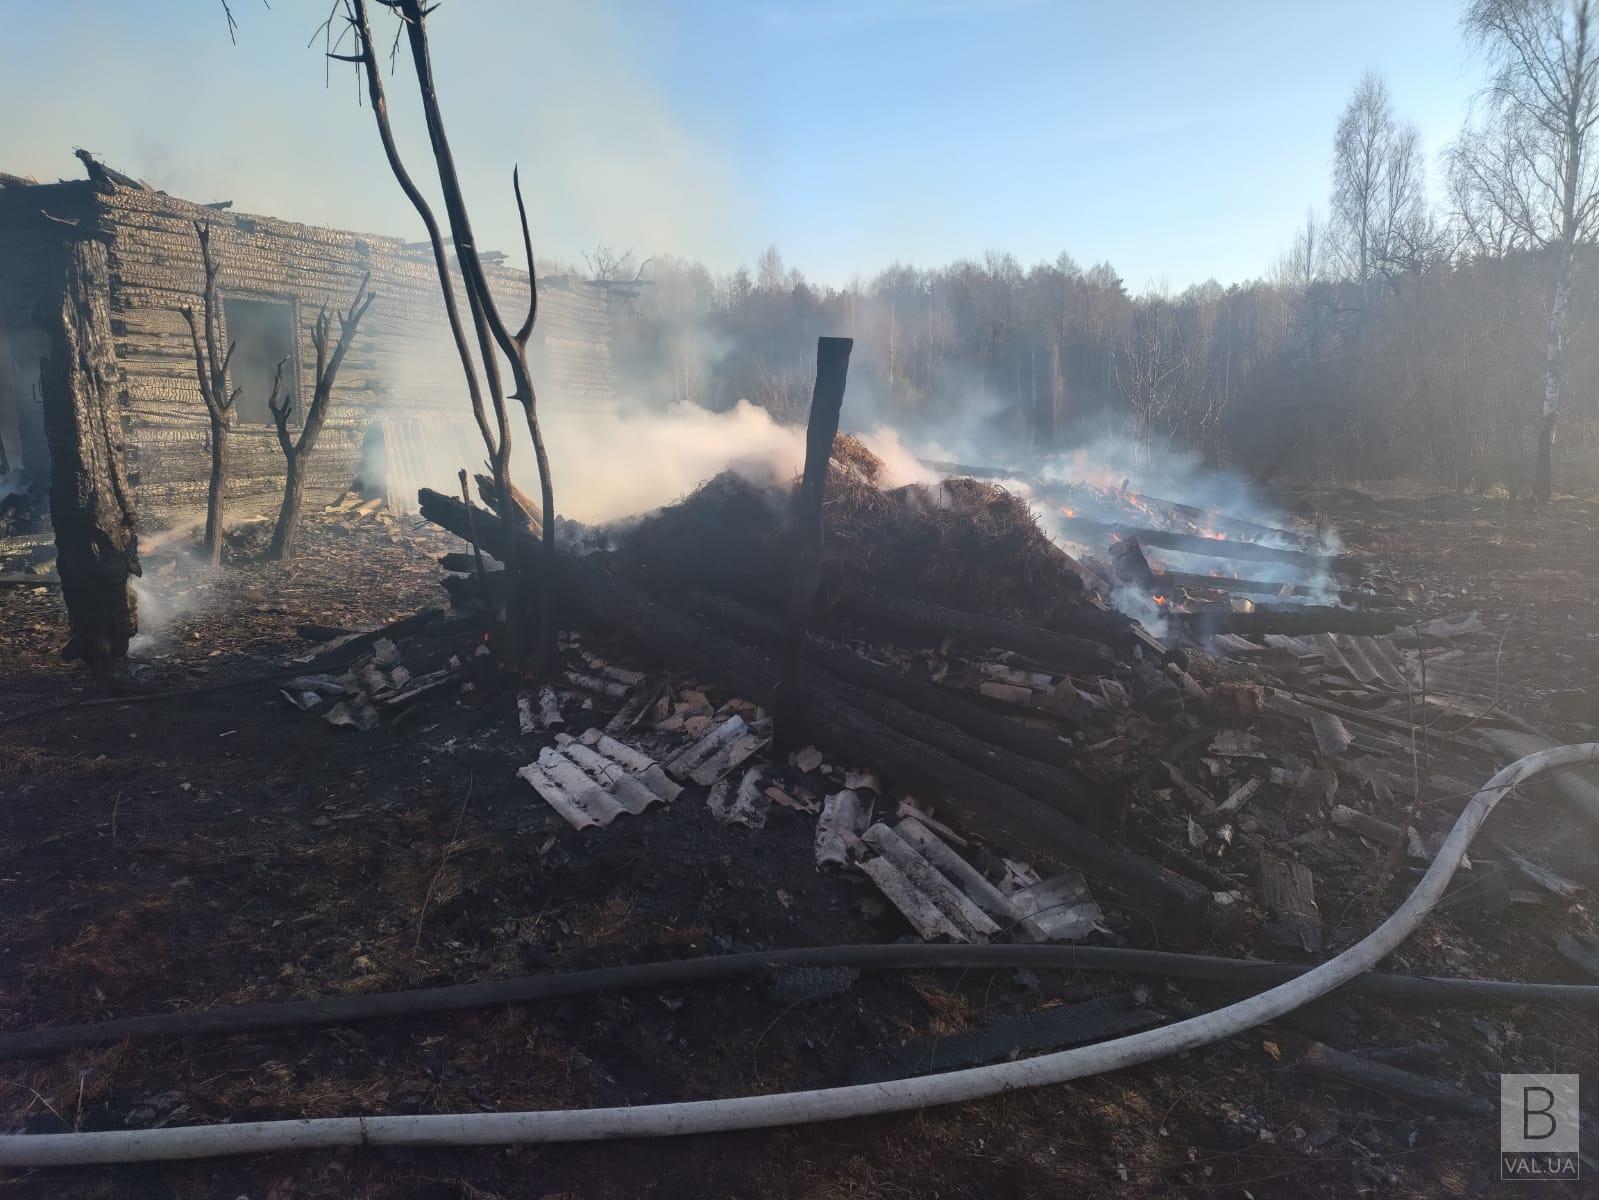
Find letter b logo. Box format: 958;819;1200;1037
1523;1087;1557;1141
1502;1074;1578;1155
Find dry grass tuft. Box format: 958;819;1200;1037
45;893;176;984
902;974;972;1037
566;895;636;947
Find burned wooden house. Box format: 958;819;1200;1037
0;164;616;528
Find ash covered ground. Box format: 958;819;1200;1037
1;488;1598;1199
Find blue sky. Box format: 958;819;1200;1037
2;0;1481;291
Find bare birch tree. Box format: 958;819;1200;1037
1332;73;1430;288
1453;0;1599;501
1274;210;1329;289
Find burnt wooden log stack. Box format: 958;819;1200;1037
418;486;1212;922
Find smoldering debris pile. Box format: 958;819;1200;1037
175;437;1542;1115
156;437;1599;1124
931;457;1406;624
388;436;1595;996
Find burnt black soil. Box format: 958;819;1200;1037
1;497;1597;1199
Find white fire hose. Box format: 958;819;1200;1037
2;744;1593;1167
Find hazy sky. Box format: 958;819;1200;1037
3;0;1480;292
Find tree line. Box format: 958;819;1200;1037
602;0;1599;499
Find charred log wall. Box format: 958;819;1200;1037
0;182;100;484
39;183;616;523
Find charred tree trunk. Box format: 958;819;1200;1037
38;240;140;676
269;276;374;562
179;221;237;569
206;420;229;564
341;0;552;673
270;453;306;562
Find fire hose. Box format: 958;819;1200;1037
0;744;1593;1166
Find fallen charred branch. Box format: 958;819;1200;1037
421;487;1200;913
1056;513;1363;579
831;594;1119;675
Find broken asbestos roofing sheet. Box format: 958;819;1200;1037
519;732;674;830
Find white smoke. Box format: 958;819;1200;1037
128;570;207;657
375;401;945;528
127;516;227;656
526;400;803;524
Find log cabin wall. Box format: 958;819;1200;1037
0;181;97;484
87;181;616;524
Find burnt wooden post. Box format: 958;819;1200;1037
38;240;141;675
774;336;853;754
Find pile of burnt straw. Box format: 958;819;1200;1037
617;436;1097;624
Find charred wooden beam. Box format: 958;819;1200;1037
816;671;1110;828
675;594;1107;825
38;240;141;674
833;594;1118;676
1159;569;1374;607
1045;605;1164;659
684;591;1083;761
474;471;541;534
1056;513;1363;579
919;458;1320;547
777;336;852;753
1180;605;1398;638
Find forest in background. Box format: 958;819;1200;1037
604;240;1597;494
589;2;1599;498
